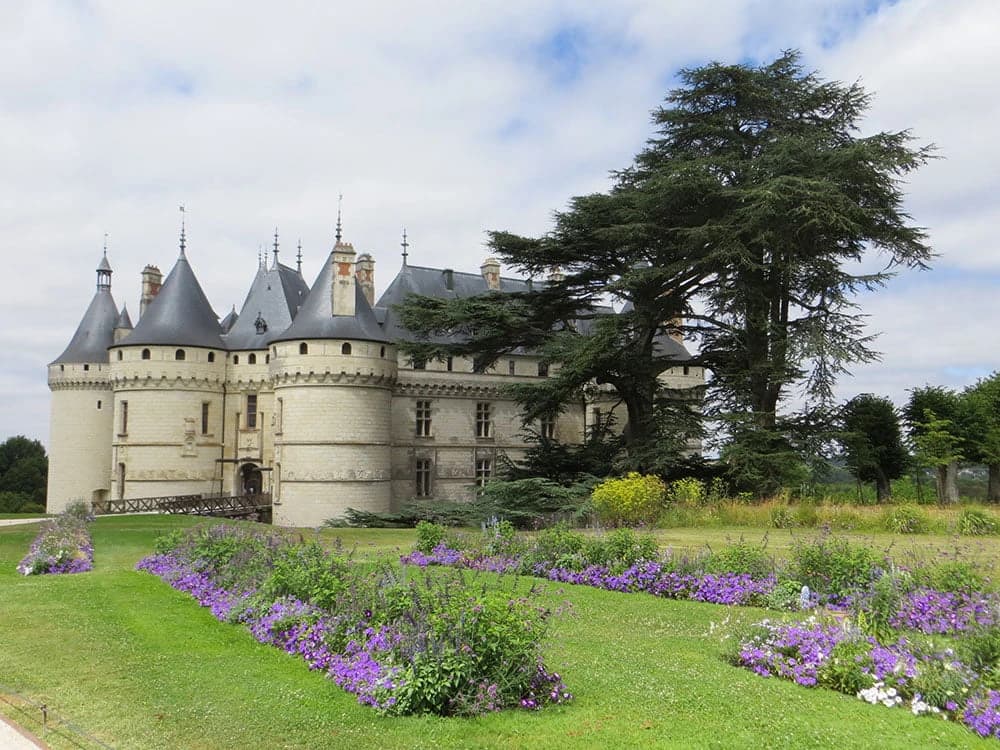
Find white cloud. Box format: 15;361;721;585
1;0;996;446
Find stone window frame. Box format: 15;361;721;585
475;456;492;487
415;400;432;437
415;458;432;497
246;393;258;429
475;402;493;439
539;414;556;440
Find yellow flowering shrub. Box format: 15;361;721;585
591;472;666;526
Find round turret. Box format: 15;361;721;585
47;252;119;512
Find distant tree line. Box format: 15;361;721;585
838;372;1000;504
0;436;47;513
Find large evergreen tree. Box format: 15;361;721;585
961;372;1000;502
903;386;963;503
396;51;932;483
838;394;909;502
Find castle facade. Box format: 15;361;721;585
47;228;702;527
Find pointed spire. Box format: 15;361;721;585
179;205;187;258
96;236;112;291
335;193;343;244
116;304;133;330
401;228;409;266
296;239;303;275
257;245;264;268
273;227;280;266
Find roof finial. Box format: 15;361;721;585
296;239;303;274
257;245;263;268
179;205;187;257
335;193;343;244
103;232;109;256
273;226;280;267
401;228;409;266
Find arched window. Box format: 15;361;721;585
299;342;308;355
341;342;352;355
208;352;215;363
175;349;186;361
233;355;240;365
248;353;257;365
380;346;386;358
141;348;150;360
265;354;270;364
116;350;123;361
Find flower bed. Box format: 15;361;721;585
137;524;571;716
735;617;1000;740
402;544;775;606
17;506;94;575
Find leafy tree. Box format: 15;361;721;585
0;436;47;509
962;372;1000;502
903;387;963;502
838;394;909;502
396;51;931;484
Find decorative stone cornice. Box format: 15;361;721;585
110;374;225;392
272;370;397;387
393;380;509;399
48;378;113;392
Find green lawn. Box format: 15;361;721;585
0;516;994;749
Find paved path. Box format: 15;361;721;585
0;714;46;749
0;518;46;527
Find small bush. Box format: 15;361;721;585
910;560;985;594
590;473;665;527
793;504;819;528
415;521;447;553
763;579;807;611
669;477;706;506
770;506;795;529
959;626;1000;676
817;639;874;695
958;507;999;536
882;505;930;534
705;542;773;580
602;528;659;570
791;536;881;600
531;522;586;568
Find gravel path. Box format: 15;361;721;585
0;714;46;749
0;518;46;527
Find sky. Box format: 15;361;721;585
2;0;998;447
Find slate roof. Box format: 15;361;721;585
223;262;310;349
272;250;388;343
374;264;539;343
51;287;120;364
116;252;224;349
219;306;239;334
115;305;133;330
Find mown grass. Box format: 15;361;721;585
0;516;995;749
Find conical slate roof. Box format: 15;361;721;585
51;287;119;364
115;305;133;330
117;252;224;349
220;306;239;334
223;261;310;349
273;249;388;343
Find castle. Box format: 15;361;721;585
47;223;703;527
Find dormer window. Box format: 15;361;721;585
233;355;240;365
254;313;268;334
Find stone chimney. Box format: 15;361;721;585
331;241;357;316
481;257;501;290
139;265;162;318
355;253;375;307
547;266;564;283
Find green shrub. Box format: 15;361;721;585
854;570;906;643
791;536;881;599
763;579;806;611
590;472;665;527
909;658;976;709
153;529;186;554
257;541;349;610
531;522;586;568
958;626;1000;676
476;478;590;528
415;520;447;553
910;560;985;594
705;542;773;579
19;502;45;514
603;528;659;570
793;504;819;528
817;639;875;695
957;507;999;536
0;491;31;513
482;518;519;556
881;505;929;534
769;506;795;529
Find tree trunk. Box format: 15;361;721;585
874;471;891;503
942;461;960;504
988;463;1000;503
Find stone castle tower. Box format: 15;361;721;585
47;222;705;525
